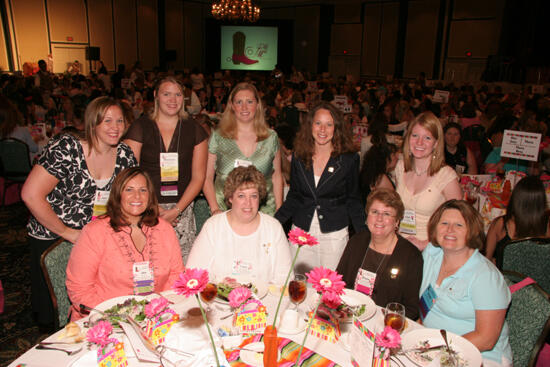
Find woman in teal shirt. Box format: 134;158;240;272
420;200;512;366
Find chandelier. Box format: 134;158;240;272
211;0;260;22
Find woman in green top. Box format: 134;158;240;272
203;82;283;216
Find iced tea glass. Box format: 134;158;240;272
288;274;307;310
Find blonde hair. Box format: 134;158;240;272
217;82;270;141
402;111;445;175
84;96;127;153
150;76;188;121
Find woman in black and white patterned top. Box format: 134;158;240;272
21;96;137;329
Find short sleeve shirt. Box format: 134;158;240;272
419;243;512;363
27;134;137;240
208;129;279;215
125;116;208;204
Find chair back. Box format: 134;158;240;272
40;239;73;329
0;138;32;177
503;270;550;367
501;238;550;294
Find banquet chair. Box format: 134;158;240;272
0;138;32;206
193;195;210;234
503;270;550;367
500;237;550;294
40;239;73;329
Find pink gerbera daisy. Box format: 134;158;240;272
172;268;209;297
321;291;342;309
306;267;345;295
288;228;319;247
86;320;113;345
145;297;169;318
375;326;401;349
228;287;252;308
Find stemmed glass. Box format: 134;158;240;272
288;274;307;310
384;302;406;333
465;185;480;210
200;282;218;313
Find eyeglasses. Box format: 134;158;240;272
368;209;396;219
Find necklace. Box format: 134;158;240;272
414;166;428;176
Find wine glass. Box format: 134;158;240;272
384;302;405;333
200;282;218;313
288;274;307;310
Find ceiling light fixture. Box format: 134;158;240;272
211;0;260;23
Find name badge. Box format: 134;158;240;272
160;152;178;196
234;159;252;168
133;261;154;295
232;259;253;275
419;284;437;321
354;268;376;296
92;190;110;219
399;209;417;235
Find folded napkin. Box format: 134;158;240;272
161;323;229;367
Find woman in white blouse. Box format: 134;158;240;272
187;166;292;284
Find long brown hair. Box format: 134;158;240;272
293;101;356;169
105;167;159;231
402;111;445;175
217;82;270;141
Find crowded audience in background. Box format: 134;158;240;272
2;62;550;365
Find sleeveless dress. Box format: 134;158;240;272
208;129;279;215
395;159;458;244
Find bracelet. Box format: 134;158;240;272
174;206;182;215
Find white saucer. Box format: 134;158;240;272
276;316;307;335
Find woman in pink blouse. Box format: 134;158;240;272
66;167;184;320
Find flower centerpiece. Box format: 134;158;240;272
144;297;178;345
87;320;128;367
294;267;346;366
264;228;318;367
228;287;252;309
373;326;401;364
172;268;220;367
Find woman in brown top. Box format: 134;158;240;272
124;76;208;262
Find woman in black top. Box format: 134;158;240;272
336;188;423;320
443;122;477;174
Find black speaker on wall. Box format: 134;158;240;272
86;46;100;61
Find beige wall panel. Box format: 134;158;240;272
362;3;381;76
334;1;361;24
0;15;8;71
10;0;49;67
88;0;115;71
137;0;158;69
453;0;503;19
165;0;184;70
183;2;202;70
331;24;361;56
378;3;398;77
447;20;499;58
113;0;138;69
403;0;439;78
47;0;87;43
294;6;319;73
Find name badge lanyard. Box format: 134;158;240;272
125;227;156;296
160;121;182;197
399;189;419;235
354;245;388;296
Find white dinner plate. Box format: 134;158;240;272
239;342;280;367
213;279;268;305
401;328;482;367
308;288;377;323
90;295;152;329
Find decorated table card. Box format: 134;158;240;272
234;299;267;333
97;341;128;367
308;309;341;343
350;316;375;367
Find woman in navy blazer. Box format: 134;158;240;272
275;101;367;273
